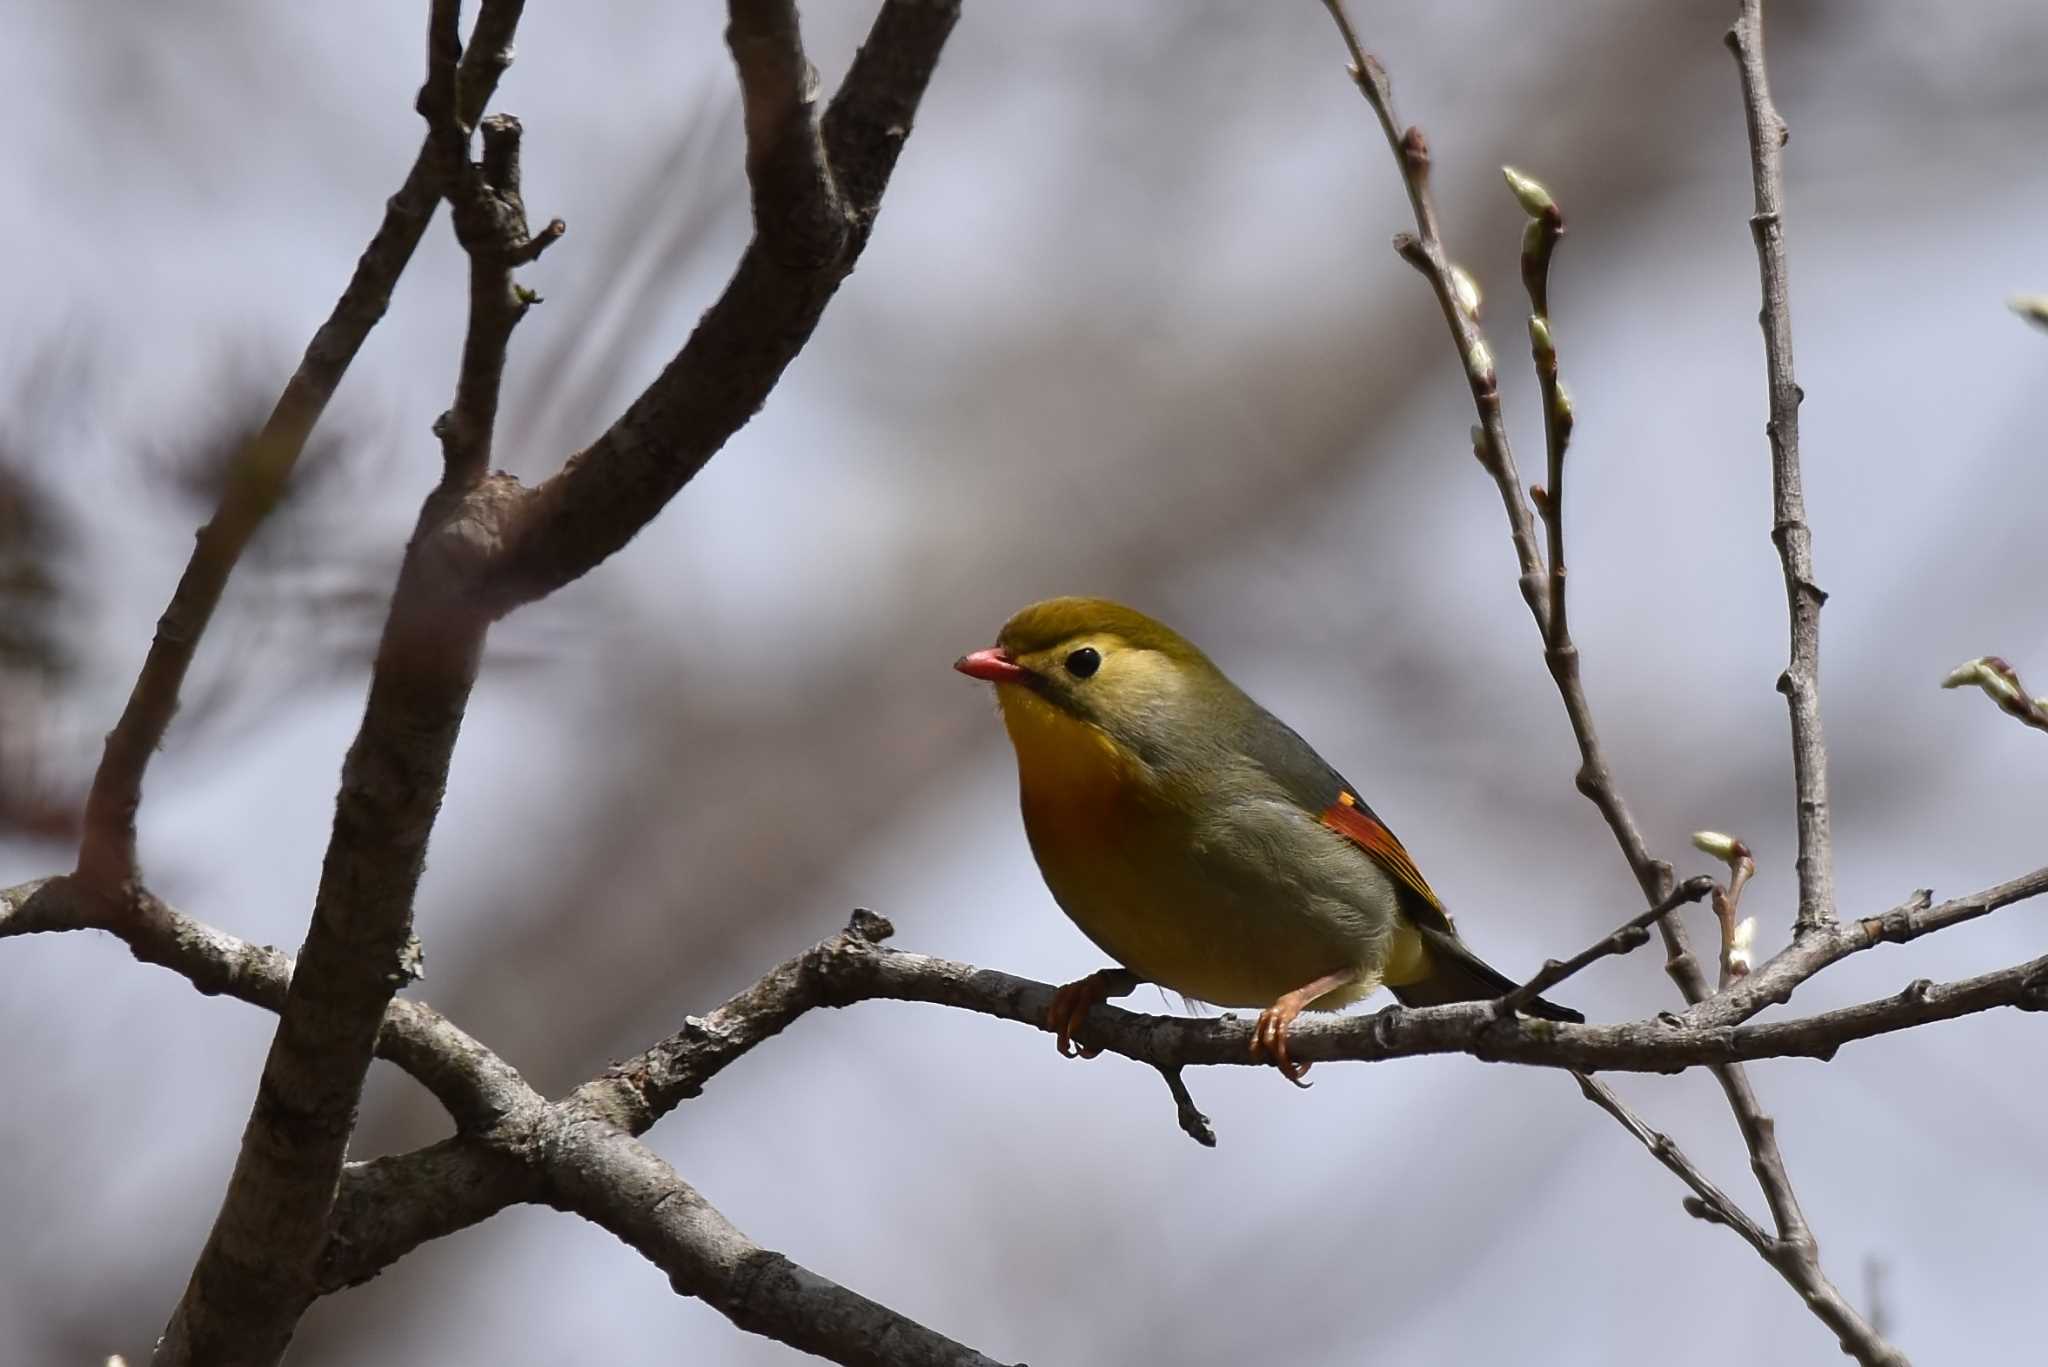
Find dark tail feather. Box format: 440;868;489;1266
1389;928;1584;1024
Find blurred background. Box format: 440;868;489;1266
4;1;2047;1362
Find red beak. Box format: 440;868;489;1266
954;646;1032;685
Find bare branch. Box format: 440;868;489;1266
1318;0;1548;628
0;882;1014;1363
1317;10;1893;1358
153;506;497;1367
488;0;961;611
1727;0;1835;935
546;1126;1017;1367
73;0;530;894
435;112;566;484
1687;863;2048;1029
1942;655;2048;735
0;875;524;1132
1574;1073;1772;1253
1499;876;1718;1016
728;0;848;266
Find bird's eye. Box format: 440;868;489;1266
1064;647;1101;679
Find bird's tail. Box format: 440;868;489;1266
1389;927;1583;1023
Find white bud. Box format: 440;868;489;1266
1727;916;1757;976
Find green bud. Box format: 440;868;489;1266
1449;265;1483;318
1502;165;1557;219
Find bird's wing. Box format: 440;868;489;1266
1226;693;1460;935
1317;788;1457;935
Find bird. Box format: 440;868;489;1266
954;595;1581;1083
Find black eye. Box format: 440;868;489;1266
1064;647;1101;678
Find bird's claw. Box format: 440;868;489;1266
1047;973;1120;1059
1251;1003;1313;1087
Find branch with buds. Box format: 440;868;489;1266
1942;656;2048;735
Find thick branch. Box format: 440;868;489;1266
73;0;529;894
487;0;960;611
154;489;498;1367
1727;0;1835;935
729;0;847;266
1686;865;2048;1029
0;875;524;1131
546;1125;1015;1367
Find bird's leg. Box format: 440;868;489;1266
1047;968;1141;1059
1251;968;1359;1087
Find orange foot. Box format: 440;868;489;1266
1046;968;1140;1059
1250;968;1359;1087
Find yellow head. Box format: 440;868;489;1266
954;597;1234;778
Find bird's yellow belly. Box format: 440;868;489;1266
1001;687;1389;1008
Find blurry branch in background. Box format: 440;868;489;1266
1320;0;1903;1361
1941;655;2048;735
71;0;531;897
0;429;80;842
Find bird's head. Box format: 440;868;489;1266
954;597;1228;764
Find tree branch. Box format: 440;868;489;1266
1499;876;1718;1016
545;1124;1017;1367
1686;863;2048;1029
434;111;566;484
1318;8;1896;1359
487;0;961;612
1573;1073;1773;1252
73;0;530;895
728;0;848;267
1318;0;1549;631
1727;0;1835;936
0;875;525;1132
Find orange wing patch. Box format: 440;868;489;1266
1321;791;1450;924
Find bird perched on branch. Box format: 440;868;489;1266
955;596;1580;1083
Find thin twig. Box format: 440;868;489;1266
434;112;566;484
1500;875;1717;1016
1573;1073;1772;1252
1727;0;1835;936
1319;0;1549;629
72;0;530;895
